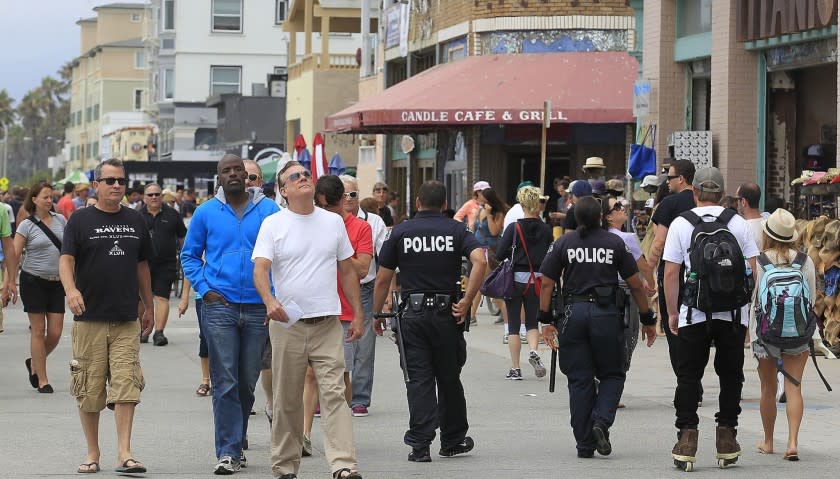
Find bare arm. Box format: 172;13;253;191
454;247;487;321
137;261;154;335
338;258;364;340
2;236;17;304
486;212;504;237
178;276;191;316
664;261;681;334
372;266;396;335
647;224;668;269
626;272;657;347
349;253;372;280
60;254;84;316
254;257;287;324
637;256;656;294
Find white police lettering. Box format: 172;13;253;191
566;248;614;264
403;235;455;253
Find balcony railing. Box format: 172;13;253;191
288;54;359;80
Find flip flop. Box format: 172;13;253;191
77;462;100;473
115;458;146;474
25;358;38;389
783;452;800;461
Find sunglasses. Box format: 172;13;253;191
610;202;625;212
287;170;312;183
247;174;261;182
344;191;359;199
97;177;129;186
145;192;161;197
667;175;680;181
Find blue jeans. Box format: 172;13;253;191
350;281;375;408
202;301;268;459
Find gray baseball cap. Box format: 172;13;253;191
693;166;724;193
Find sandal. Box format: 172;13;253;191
115;458;146;474
333;467;362;479
77;461;100;473
783;452;800;461
196;383;211;396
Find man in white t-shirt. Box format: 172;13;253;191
252;161;364;479
662;167;759;469
736;183;765;249
340;174;386;417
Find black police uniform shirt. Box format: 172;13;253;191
140;203;187;268
379;210;481;295
539;228;638;295
61;206;154;322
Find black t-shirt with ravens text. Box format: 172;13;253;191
62;206;153;322
539;228;638;295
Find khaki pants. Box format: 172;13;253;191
270;316;357;476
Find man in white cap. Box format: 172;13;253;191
454;181;490;230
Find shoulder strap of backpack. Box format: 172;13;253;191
679;210;702;226
757;252;774;272
791;251;807;270
716;207;737;225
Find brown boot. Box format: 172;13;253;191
672;428;697;471
715;426;741;468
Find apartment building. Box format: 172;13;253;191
66;3;151;172
638;0;838;209
325;0;639;211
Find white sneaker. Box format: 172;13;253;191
529;352;546;378
214;456;240;475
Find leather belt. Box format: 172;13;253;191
25;271;60;282
565;294;596;304
300;316;333;325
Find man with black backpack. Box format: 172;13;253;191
662;167;759;471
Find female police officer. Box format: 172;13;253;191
537;196;658;458
372;180;486;463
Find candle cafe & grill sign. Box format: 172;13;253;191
737;0;837;41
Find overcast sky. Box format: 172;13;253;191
0;0;104;104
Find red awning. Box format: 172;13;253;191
325;52;639;133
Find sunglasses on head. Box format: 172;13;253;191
145;192;161;197
97;177;129;186
343;191;359;199
247;174;261;182
610;202;625;212
287;170;312;183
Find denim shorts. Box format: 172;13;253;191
752;340;810;360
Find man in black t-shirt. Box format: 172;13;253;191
59;158;154;475
647;159;696;372
562;180;593;231
139;183;187;346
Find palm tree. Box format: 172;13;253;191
0;89;14;140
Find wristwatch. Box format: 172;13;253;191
538;310;555;325
639;310;657;326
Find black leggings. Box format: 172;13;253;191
505;281;540;335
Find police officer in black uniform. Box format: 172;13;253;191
538;196;657;458
372;180;486;463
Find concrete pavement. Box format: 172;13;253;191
1;300;838;478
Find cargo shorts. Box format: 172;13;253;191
70;320;145;413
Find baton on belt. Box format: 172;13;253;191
373;290;410;383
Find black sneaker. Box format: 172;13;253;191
153;331;168;346
592;423;612;456
505;368;522;380
408;447;431;462
277;474;298;479
577;449;595;458
140;333;149;344
439;436;474;457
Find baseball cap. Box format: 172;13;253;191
693;166;724;193
571;180;592;198
605;178;624;192
591;180;606;195
640;175;662;188
473;180;491;191
517;180;534;190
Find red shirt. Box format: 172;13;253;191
338;213;373;321
57;195;76;219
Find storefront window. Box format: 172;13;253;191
678;0;712;37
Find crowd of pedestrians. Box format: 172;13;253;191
0;150;831;477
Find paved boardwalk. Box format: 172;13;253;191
1;301;838;478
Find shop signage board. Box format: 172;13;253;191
633;80;651;118
385;5;400;49
670;131;713;169
737;0;837;41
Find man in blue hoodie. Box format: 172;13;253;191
181;154;280;475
